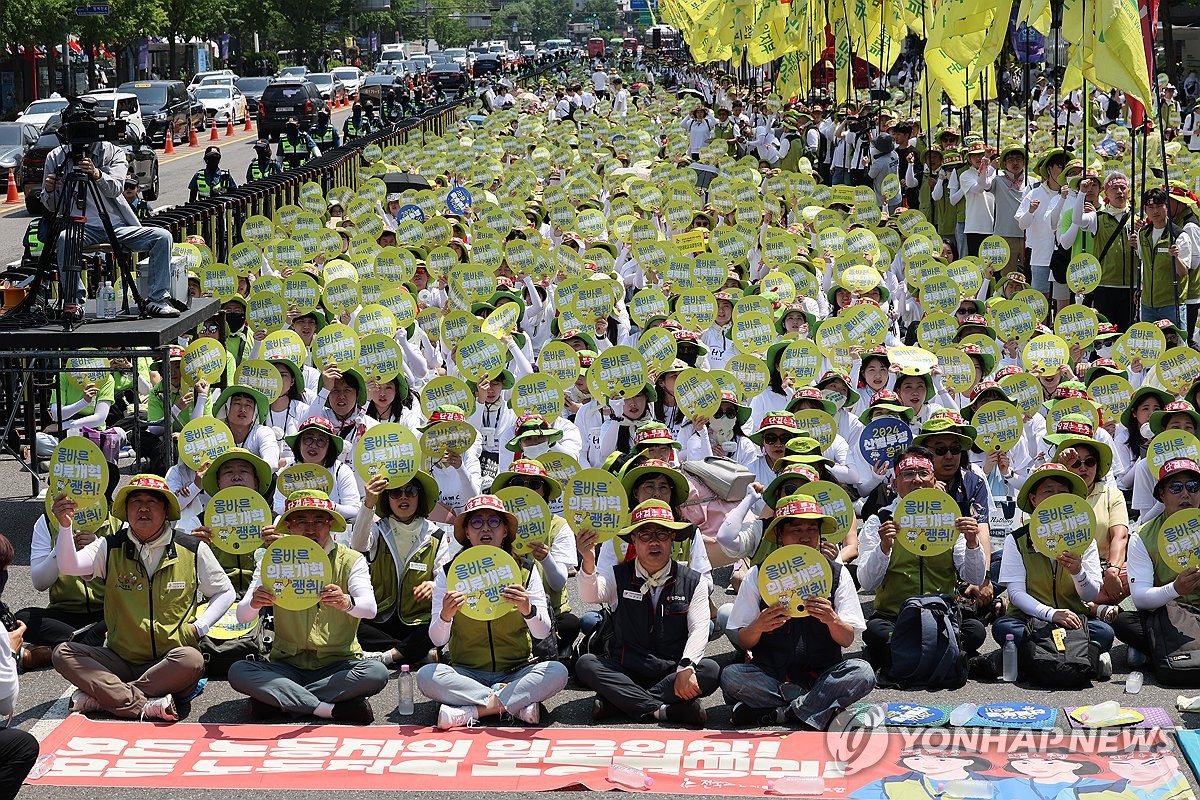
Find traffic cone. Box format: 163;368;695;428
163;131;175;154
226;118;234;137
209;122;219;141
243;114;252;131
189;124;199;148
4;168;18;204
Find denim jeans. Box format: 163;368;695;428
1141;304;1184;326
719;659;876;730
991;615;1114;651
416;661;568;713
56;223;173;303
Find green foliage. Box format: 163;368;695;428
248;50;280;74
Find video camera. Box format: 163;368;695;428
57;95;126;162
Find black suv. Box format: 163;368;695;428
117;80;192;147
257;79;323;139
428;64;468;93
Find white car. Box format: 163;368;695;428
443;48;469;68
85;91;147;139
331;66;363;99
189;69;236;88
198;74;237;88
16;97;70;132
193;85;248;125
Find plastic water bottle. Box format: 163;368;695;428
939;779;994;799
767;776;826;796
1081;701;1122;725
397;664;414;716
98;281;116;319
26;754;56;781
607;763;653;789
1126;671;1144;695
949;703;978;726
1002;634;1019;682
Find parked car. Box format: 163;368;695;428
443;48;469;68
194;85;249;125
236;76;274;118
427;64;468;93
257;79;323;138
358;73;405;106
117;80;192;147
307;73;348;105
21;116;159;214
277;65;308;79
472;56;502;79
331;66;363;99
84;91;147;140
15;97;70;132
0;122;38;182
187;89;209;131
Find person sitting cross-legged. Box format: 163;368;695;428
227;491;389;723
721;495;876;729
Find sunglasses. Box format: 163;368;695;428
762;433;791;445
1071;457;1099;469
930;444;962;457
1164;480;1200;495
509;477;547;491
633;530;675;543
468;515;504;530
396;485;421;498
714;409;739;419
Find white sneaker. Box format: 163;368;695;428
140;695;179;722
70;690;103;714
436;704;478;730
513;703;540;725
1096;652;1113;681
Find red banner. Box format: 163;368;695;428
29;715;1191;796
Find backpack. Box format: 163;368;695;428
198;615;268;678
1145;601;1200;687
888;594;968;689
1018;620;1094;687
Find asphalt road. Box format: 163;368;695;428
2;454;1200;799
0;105;355;268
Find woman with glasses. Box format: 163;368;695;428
352;470;450;669
1048;416;1129;621
992;464;1114;682
746;414;802;486
418;495;568;729
273;416;362;524
1113;458;1200;670
1129;401;1200;516
491;460;579;659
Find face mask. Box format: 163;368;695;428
822;390;847;409
1141;421;1153;440
1095;343;1113;359
710;415;737;443
522;441;551;458
204;157;220;169
226;313;245;332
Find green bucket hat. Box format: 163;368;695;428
377;469;440;519
763;464;821;510
1016;463;1088;514
762;493;838;542
1043;414;1113;481
621;458;690;506
214;385;270;424
201;447;274;498
1121;386;1176;427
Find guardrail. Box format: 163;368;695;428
148;58;569;260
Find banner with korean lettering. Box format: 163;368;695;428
29;718;1188;796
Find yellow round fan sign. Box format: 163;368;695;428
496;487;553;557
447;545;522;621
895;488;960;556
261;535;334;611
178;417;234;470
1157;508;1200;572
757;545;833;618
973;401;1022;452
1030;493;1096;558
355;422;421;488
564;468;629;543
204;487;271;554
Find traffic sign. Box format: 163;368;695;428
75;3;110;14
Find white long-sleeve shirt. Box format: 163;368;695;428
428;553;552;645
998;535;1101;622
856;498;987;592
727;562;866;635
234;538;377;623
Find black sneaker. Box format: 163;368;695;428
247;698;280;721
145;300;180;318
592;697;619;722
331;698;375;725
730;702;781;727
662;700;707;728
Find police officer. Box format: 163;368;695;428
246;139;283;182
382;89;400;124
310;108;340;150
276;118;320;171
188;146;236;203
343;103;371;142
362;101;382;131
123;177;153;221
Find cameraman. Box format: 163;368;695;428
41;101;178;318
1;534;41;799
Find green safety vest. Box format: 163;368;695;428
312;127;336;146
1139;513;1200;605
269;542;365;670
447;558;535;672
24;220;43;258
1094;207;1135;287
193;169;232;198
247;160;278;181
1138;225;1184;309
280;137;311;168
104;527;201;665
213;547;256;596
1008;524;1087;619
366;519;442;626
872;521;959;619
344;119;368;139
46;517;112;615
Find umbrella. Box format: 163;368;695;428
383;172;431;193
677;88;704;100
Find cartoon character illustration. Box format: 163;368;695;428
993;748;1108;800
849;746;994;799
1076;740;1191;800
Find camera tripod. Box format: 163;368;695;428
2;162;148;331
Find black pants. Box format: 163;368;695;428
966;232;988;258
862;614;986;670
1112;610;1152;653
14;607;105;648
356;615;433;665
0;728;38;800
1091;286;1135;331
575;653;720;719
